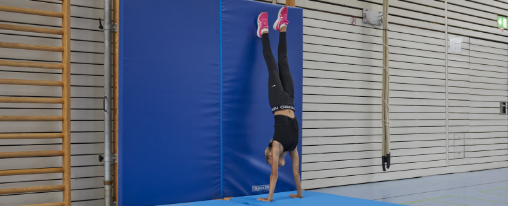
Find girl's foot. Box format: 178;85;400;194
257;12;269;38
273;6;289;31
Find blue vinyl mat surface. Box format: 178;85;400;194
119;0;302;205
159;191;402;206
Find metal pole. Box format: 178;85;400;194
445;0;449;166
272;0;276;4
381;0;390;171
103;0;113;204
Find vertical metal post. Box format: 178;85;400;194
381;0;391;171
445;0;449;166
104;0;113;204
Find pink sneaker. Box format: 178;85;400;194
273;6;289;31
257;12;269;38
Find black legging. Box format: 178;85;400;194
262;32;295;113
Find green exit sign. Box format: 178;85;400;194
498;16;508;29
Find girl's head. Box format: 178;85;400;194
265;140;286;168
264;140;273;165
265;140;285;168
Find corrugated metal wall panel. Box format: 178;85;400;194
260;0;507;190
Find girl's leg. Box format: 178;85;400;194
262;33;285;107
277;30;294;96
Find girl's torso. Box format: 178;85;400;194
273;109;295;118
272;113;299;152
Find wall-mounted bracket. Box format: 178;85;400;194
363;9;382;26
98;153;117;164
98;18;117;33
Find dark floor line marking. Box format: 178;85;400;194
373;180;508;201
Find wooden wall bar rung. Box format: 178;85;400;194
0;115;64;121
0;185;64;195
0;23;64;35
0;150;64;158
0;5;64;18
0;79;64;86
0;168;64;176
0;97;64;103
21;202;65;206
0;42;64;52
0;60;64;69
0;133;64;139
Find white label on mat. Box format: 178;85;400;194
252;185;269;192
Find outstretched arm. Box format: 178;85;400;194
268;146;279;201
258;143;280;202
289;149;303;198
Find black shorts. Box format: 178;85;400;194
272;115;299;152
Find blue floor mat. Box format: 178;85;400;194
160;191;402;205
158;199;244;206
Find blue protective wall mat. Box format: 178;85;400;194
119;0;303;205
221;0;303;198
119;0;221;205
159;191;402;206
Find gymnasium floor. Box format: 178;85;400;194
313;168;508;206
